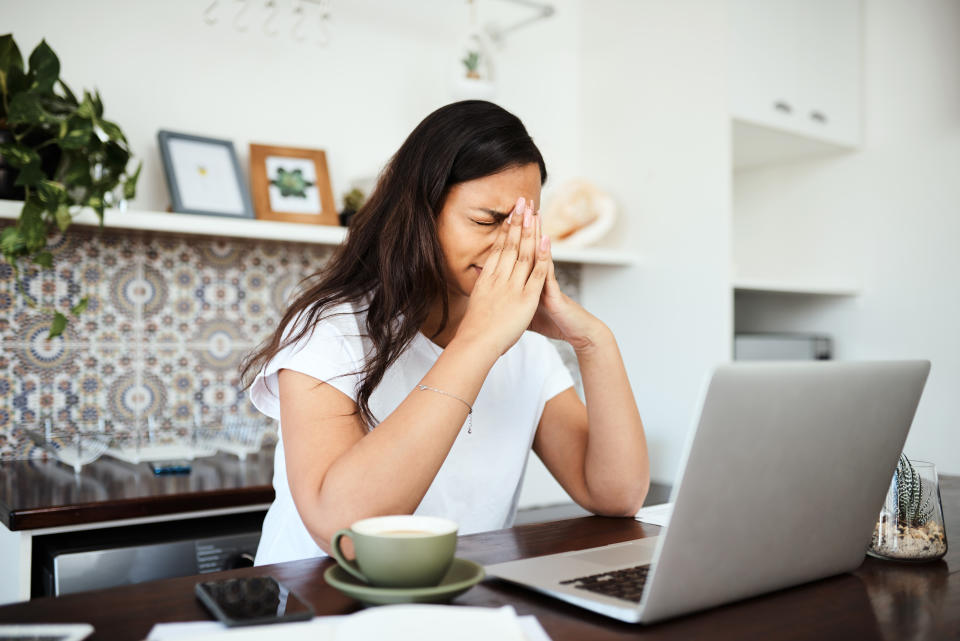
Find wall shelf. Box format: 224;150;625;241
732;277;860;297
0;199;639;267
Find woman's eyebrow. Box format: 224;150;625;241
473;207;510;218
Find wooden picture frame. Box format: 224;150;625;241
157;130;254;219
248;144;338;225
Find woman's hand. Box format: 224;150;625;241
528;230;610;353
454;196;550;355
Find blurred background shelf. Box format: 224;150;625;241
732;277;861;297
0;199;639;266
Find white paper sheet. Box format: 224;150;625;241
146;605;553;641
634;502;674;527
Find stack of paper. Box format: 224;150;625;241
635;502;674;527
147;605;551;641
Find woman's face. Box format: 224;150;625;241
436;163;543;298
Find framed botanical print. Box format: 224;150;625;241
248;144;338;225
157;130;254;218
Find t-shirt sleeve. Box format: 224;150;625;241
248;316;363;421
539;336;575;406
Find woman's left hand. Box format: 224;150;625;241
528;215;608;352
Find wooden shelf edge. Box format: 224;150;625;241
733;278;861;297
0;200;640;267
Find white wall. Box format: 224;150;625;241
733;0;960;474
4;0;583;211
578;0;731;485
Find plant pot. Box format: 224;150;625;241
338;208;357;227
867;459;948;562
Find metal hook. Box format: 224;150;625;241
203;0;219;25
485;0;555;46
263;0;280;37
233;0;250;32
316;0;332;47
292;0;308;42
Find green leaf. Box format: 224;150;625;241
57;78;78;106
0;142;40;168
62;156;91;186
76;92;95;120
98;119;126;142
48;311;67;339
0;34;25;76
54;204;71;232
7;92;47;125
32;250;53;268
123;161;142;199
70;296;88;316
27;39;60;94
103;140;129;167
19;198;47;252
59;128;91;150
36;179;66;211
13;161;45;187
92;89;103;118
0;226;25;255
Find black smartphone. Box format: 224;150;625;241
195;576;314;627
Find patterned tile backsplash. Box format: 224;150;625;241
0;225;581;457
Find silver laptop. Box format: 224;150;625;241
486;361;930;624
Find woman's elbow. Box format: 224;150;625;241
591;478;650;517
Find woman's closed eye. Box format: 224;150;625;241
471;208;510;227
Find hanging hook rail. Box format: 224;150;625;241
485;0;555;45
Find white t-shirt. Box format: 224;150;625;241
249;301;573;565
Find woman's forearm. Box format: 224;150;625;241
311;335;499;545
577;326;650;515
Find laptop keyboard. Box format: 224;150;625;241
559;564;650;603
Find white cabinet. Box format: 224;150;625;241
730;0;862;168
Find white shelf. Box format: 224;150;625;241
0;199;348;245
733;277;860;297
0;199;639;266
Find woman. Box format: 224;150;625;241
241;100;649;565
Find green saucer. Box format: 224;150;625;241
324;557;485;606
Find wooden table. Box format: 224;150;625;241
0;476;956;639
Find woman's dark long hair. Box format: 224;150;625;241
239;100;547;428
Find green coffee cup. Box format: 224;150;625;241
330;515;458;588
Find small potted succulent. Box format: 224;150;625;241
0;33;140;337
338;187;365;227
462;51;482;79
869;454;948;562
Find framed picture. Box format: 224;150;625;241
157;130;254;218
248;143;338;226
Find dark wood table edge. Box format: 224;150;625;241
3;487;275;531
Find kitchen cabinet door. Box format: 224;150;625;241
730;0;861;150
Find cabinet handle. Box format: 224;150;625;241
810;111;828;124
773;101;792;114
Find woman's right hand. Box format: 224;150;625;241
454;196;550;355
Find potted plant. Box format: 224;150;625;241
462;50;482;79
0;33;141;337
869;453;948;562
338;187;365;227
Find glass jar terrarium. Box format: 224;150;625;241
868;455;948;562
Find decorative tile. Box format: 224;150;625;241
0;226;583;454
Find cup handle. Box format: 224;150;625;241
330;529;369;584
